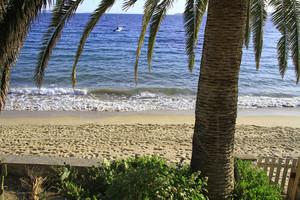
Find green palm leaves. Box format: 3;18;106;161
134;0;207;84
134;0;160;84
245;0;299;82
250;0;268;70
71;0;115;88
134;0;207;83
122;0;138;11
147;0;174;72
134;0;176;84
0;0;50;110
34;0;116;88
35;0;83;88
184;0;207;73
270;0;299;83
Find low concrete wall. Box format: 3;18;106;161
0;155;103;176
1;154;258;177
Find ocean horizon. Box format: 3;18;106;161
5;13;300;112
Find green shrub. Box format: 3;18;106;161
234;159;285;200
54;155;208;200
52;164;98;199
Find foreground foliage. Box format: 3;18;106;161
53;155;208;200
1;156;287;199
233;159;285;200
52;156;286;200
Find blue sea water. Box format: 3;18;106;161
5;13;300;112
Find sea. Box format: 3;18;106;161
4;13;300;113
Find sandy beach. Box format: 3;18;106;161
0;111;299;164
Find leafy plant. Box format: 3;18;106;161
54;155;208;200
51;163;98;199
233;159;285;200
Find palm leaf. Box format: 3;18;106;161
123;0;138;11
0;0;47;70
194;0;207;46
0;0;49;111
278;34;290;76
147;0;175;72
250;0;268;70
286;0;300;83
35;0;83;88
244;0;252;49
270;0;290;77
72;0;115;88
270;0;299;83
184;0;207;72
134;0;159;84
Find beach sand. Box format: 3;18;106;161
0;112;299;164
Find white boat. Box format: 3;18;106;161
114;10;123;32
114;26;123;32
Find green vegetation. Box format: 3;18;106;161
53;155;208;200
48;156;286;200
233;159;285;200
0;156;287;199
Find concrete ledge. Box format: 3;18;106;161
0;155;103;176
234;154;257;161
0;154;259;177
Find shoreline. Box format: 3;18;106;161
1;107;300;118
0;108;300;127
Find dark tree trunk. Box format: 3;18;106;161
191;0;248;199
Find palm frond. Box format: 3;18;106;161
184;0;207;72
35;0;83;88
134;0;160;85
72;0;115;88
123;0;138;11
250;0;268;70
244;0;252;49
147;0;175;72
194;0;207;46
0;0;47;70
277;35;290;75
270;0;290;77
0;0;49;111
287;0;300;83
270;0;300;83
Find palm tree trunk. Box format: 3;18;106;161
191;0;247;199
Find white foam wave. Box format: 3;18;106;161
238;96;300;108
4;89;195;112
8;87;88;95
3;88;300;112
